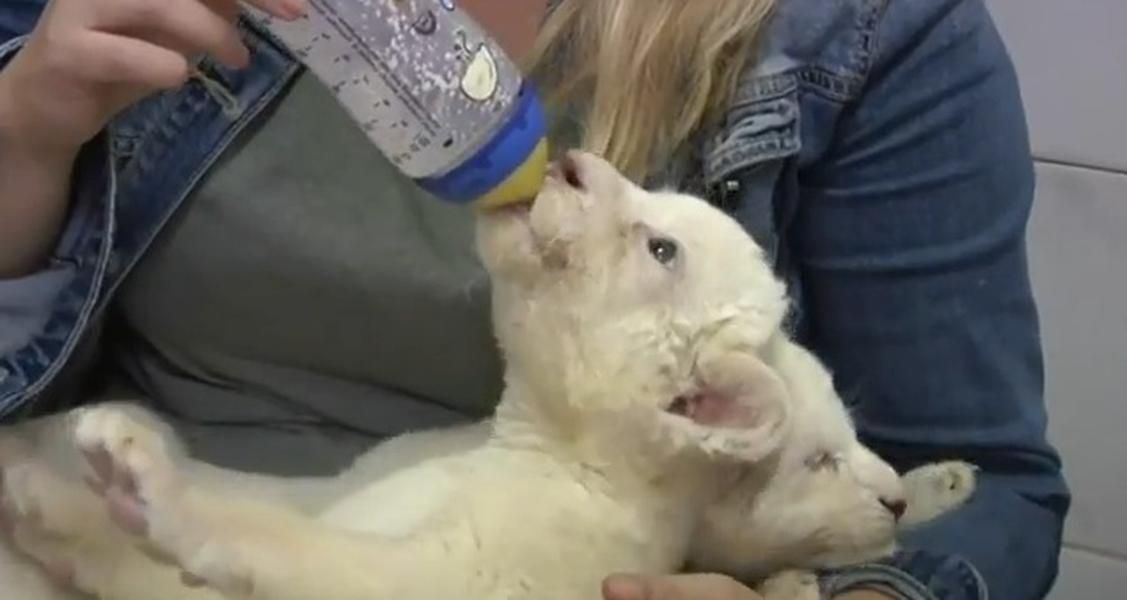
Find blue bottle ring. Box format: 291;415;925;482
416;83;547;205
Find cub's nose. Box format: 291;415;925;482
548;150;622;198
554;151;586;191
880;497;908;521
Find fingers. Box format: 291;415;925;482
201;0;244;24
90;0;306;72
240;0;307;20
74;32;191;88
98;0;248;68
603;573;764;600
153;0;250;68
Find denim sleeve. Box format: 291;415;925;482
0;32;88;356
0;1;60;349
0;1;117;417
794;1;1069;598
0;30;59;352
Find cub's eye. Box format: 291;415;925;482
805;451;840;472
647;237;679;265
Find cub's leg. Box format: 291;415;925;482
75;406;401;600
899;461;978;527
0;433;196;600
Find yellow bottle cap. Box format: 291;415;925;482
473;138;551;211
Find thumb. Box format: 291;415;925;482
602;573;762;600
602;574;648;600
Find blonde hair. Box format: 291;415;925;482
529;0;777;181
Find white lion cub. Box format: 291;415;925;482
688;333;978;598
0;151;976;600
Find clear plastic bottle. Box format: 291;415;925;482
249;0;549;209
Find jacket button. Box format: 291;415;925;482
715;178;741;211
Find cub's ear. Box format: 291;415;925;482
658;333;790;463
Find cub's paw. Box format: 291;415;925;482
756;569;820;600
73;407;252;594
900;460;978;527
73;406;180;537
0;439;94;590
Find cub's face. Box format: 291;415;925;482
745;411;906;570
476;151;792;464
692;347;909;576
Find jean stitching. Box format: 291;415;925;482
0;34;28;62
850;0;890;85
821;563;939;600
0;135;117;416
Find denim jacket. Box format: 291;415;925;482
0;0;1068;598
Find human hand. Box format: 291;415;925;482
602;573;765;600
0;0;302;156
601;573;903;600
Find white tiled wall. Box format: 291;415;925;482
988;0;1127;597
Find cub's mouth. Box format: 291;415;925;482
485;151;583;218
487;199;533;227
476;153;589;276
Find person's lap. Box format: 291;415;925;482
102;369;475;478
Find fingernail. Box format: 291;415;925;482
603;574;647;600
280;0;307;19
225;45;251;71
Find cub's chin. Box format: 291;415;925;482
475;199;538;281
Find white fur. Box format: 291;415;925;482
0;152;977;600
688;338;979;583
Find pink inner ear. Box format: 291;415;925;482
674;391;760;428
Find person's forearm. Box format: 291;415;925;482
0;73;78;279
